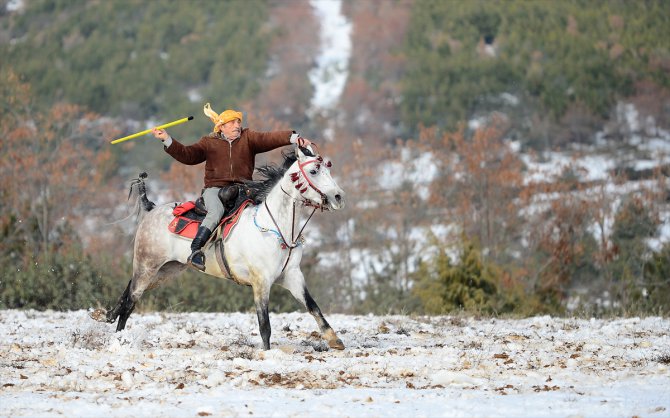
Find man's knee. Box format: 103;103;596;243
202;187;224;227
203;188;224;209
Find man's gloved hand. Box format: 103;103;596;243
296;136;312;148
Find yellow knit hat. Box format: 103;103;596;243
203;103;243;132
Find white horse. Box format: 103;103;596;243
92;147;346;350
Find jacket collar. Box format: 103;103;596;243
216;128;246;142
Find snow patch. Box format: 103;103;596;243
6;0;23;12
308;0;352;116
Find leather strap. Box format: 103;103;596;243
215;239;238;284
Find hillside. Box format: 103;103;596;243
1;0;669;316
3;1;669;146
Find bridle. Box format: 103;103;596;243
293;156;331;209
255;155;332;274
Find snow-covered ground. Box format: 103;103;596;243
1;310;668;417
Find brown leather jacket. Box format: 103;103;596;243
165;128;293;188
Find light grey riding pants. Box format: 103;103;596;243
201;187;224;231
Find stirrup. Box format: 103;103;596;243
188;250;206;272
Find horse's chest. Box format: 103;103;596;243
227;237;297;280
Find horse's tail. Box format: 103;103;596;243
128;172;156;219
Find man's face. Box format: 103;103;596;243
221;119;241;139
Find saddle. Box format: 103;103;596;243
168;184;256;241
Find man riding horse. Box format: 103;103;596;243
152;103;313;271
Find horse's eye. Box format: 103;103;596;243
309;169;318;175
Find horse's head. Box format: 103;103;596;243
287;146;346;211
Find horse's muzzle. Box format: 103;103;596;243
326;191;346;210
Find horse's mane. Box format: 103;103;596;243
245;150;299;202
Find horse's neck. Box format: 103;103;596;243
261;178;304;232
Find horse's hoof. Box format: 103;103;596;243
328;338;345;350
323;329;345;350
89;308;107;322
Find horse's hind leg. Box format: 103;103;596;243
100;278;138;332
104;261;186;331
115;285;137;332
103;280;132;324
112;261;186;331
279;270;345;350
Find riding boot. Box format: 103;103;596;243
188;226;212;271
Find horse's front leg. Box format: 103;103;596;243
253;285;272;350
280;268;345;350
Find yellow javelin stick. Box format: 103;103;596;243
110;116;194;144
